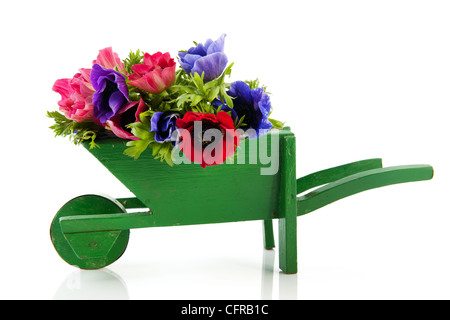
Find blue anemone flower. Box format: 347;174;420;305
150;112;180;145
214;81;273;139
178;34;228;82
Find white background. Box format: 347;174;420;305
1;0;449;300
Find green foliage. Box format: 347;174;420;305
173;63;234;114
269;118;285;130
245;78;270;94
123;138;152;160
123;111;153;159
123;49;145;75
149;141;175;166
46;111;104;149
123;110;175;166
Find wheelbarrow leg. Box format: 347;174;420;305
278;133;298;274
263;219;275;249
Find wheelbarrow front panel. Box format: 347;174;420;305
84;131;284;227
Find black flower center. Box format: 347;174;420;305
193;122;224;148
119;106;137;133
233;98;256;130
103;81;118;101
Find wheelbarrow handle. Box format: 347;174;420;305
297;164;434;216
296;158;383;194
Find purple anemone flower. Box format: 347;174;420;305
90;63;129;124
213;81;273;139
151;112;180;145
178;34;228;82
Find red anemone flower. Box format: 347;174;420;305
176;111;240;168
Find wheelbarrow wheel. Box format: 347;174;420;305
50;194;130;270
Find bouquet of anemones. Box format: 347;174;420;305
47;34;284;168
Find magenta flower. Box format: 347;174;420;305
128;52;176;94
52;68;95;122
106;97;147;140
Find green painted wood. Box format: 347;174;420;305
84;129;286;227
116;197;147;209
64;231;122;259
59;163;434;233
297;164;434;216
262;220;275;249
297;158;383;195
61;211;154;233
49;126;435;274
50;194;129;269
278;133;297;274
60;207;276;233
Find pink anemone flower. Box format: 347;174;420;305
128;52;176;94
52;68;95;122
93;47;126;74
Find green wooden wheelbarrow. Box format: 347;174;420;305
50;127;434;273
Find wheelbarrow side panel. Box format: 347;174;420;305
84;131;285;227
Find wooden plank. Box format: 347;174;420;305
60;212;154;233
296;158;383;194
297;164;434;216
278;133;297;274
116;197;147;209
60;208;281;234
262;219;275;249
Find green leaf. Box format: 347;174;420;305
127;111;153;141
124;49;144;75
130;124;152;141
245;78;270;93
147;141;175;166
123;139;151;160
192;72;205;91
176;93;190;108
217;63;233;83
46;111;105;147
191;94;203;106
269;118;285;129
220;85;234;109
236;115;246;128
224;62;234;76
151;142;162;156
207;86;221;102
165;152;175;167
